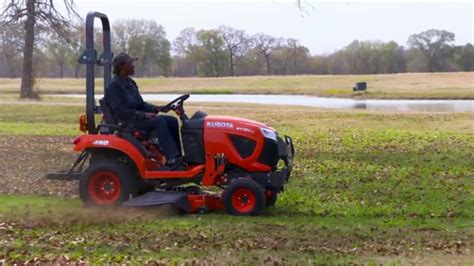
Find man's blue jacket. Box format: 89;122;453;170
104;75;158;123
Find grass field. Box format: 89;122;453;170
1;72;473;99
0;100;473;264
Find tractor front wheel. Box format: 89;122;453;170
222;179;265;216
79;160;138;206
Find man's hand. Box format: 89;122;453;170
158;105;171;113
145;112;156;118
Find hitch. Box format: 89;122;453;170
45;151;89;181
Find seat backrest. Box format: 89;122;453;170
99;98;118;125
190;110;208;120
97;99;149;157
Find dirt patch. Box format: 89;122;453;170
0;135;78;196
0;217;472;264
359;254;474;265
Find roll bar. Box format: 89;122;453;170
78;11;113;134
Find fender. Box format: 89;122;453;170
73;134;147;176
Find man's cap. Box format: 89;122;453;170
112;53;138;66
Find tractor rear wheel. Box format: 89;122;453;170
222;179;265;216
80;160;138;206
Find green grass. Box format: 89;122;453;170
1;72;473;99
1;194;328;264
0;195;472;264
192;87;233;94
0;102;473;263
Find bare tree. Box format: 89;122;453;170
295;0;315;16
67;25;85;78
252;33;281;75
0;22;23;77
114;19;171;77
218;25;248;76
44;30;70;78
408;29;455;72
456;43;474;71
113;21;130;52
1;0;79;98
173;28;199;76
196;29;227;77
287;38;299;73
174;27;198;57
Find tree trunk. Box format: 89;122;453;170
213;51;219;77
428;58;434;72
20;0;36;98
174;57;179;77
282;56;288;75
293;47;297;74
229;50;234;76
75;64;80;78
59;61;64;78
265;55;271;75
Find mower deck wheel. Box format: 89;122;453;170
222;179;265;216
265;187;280;207
80;160;138;206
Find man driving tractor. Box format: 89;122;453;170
104;52;182;169
45;12;294;215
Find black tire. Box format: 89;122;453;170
265;187;280;207
222;179;265;216
79;160;138;206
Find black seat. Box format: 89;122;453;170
98;98;123;135
182;110;207;130
99;98;119;125
190;111;207;120
98;98;149;158
98;98;148;139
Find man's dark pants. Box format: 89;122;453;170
132;115;181;160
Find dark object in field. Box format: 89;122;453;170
353;82;367;91
45;11;295;216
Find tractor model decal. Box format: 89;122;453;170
93;140;110;146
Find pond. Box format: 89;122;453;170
53;94;473;113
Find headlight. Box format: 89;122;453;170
260;127;277;141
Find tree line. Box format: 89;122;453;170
1;20;473;79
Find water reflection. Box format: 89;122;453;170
357;100;473;112
53;94;474;113
354;102;367;110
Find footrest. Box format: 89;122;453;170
123;191;191;212
45;172;81;181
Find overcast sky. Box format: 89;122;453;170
73;1;473;55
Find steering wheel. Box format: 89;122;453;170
161;94;190;120
161;94;190;112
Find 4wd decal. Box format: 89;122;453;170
207;121;234;129
92;140;109;146
236;127;255;134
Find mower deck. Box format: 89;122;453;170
123;190;191;211
122;190;223;214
